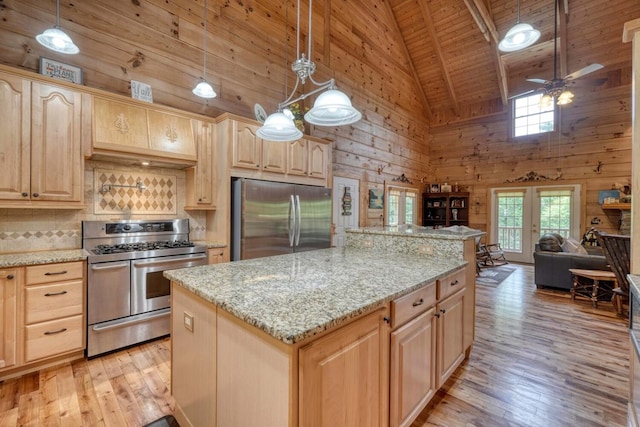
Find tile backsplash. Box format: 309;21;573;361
0;160;207;254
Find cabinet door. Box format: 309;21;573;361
287;139;308;176
299;307;389;427
192;120;216;206
0;268;19;370
308;140;329;179
0;74;30;200
437;289;465;387
261;139;286;173
390;308;437;427
147;110;196;160
232;121;261;170
93;97;149;151
31;82;83;202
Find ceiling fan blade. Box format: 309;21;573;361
508;89;541;99
564;63;604;81
526;78;549;85
567;77;608;87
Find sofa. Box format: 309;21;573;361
533;233;610;290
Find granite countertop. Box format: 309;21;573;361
0;249;88;268
191;240;227;249
165;247;466;345
347;225;485;240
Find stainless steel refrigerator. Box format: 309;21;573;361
231;178;332;261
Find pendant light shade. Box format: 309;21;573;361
304;89;362;126
192;79;217;98
193;0;217;99
498;0;540;52
36;0;79;54
256;112;303;142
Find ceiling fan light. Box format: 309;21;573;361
192;80;217;98
539;94;554;109
304;89;362;126
498;23;540;52
256;112;303;142
36;27;79;54
556;90;574;105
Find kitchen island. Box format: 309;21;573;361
165;226;482;427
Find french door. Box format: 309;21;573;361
490;185;581;263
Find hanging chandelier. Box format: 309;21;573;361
498;0;540;52
257;0;361;142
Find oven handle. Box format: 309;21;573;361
132;253;207;268
90;262;130;271
91;308;170;332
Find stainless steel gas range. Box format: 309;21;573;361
82;219;207;357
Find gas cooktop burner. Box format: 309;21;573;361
93;240;195;255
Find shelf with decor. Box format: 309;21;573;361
423;192;469;227
601;203;631;210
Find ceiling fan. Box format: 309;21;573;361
512;0;603;106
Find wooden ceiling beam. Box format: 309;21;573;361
383;0;434;122
463;0;509;106
419;0;459;113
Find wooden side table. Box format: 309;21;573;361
569;268;617;308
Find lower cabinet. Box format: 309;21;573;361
0;268;19;370
436;288;466;386
0;261;85;378
299;306;390;427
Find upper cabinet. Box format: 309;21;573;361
91;96;197;165
220;114;332;186
0;71;84;208
185;119;217;210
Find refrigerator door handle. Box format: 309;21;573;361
289;195;296;247
295;194;302;246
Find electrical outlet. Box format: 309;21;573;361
418;244;434;255
363;237;374;248
184;312;194;332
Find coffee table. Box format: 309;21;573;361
569;268;617;308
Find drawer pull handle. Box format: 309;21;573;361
383;316;391;324
412;298;424;307
6;274;14;280
44;270;68;276
45;290;68;297
44;328;67;335
434;313;441;318
450;280;460;286
440;309;446;314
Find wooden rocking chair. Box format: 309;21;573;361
596;232;631;316
476;237;508;270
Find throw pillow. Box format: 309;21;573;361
538;233;564;252
561;237;588;255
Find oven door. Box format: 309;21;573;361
131;252;207;315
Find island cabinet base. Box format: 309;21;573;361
171;284;390;427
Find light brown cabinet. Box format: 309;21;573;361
230;120;287;173
207;248;228;264
186;119;217;209
436;288;465;387
299;306;390;427
0;268;19;371
23;262;85;363
389;282;438;427
91;96;197;164
0;72;84;208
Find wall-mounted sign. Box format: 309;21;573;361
39;57;83;84
342;186;352;216
131;80;153;103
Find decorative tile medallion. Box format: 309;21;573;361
95;169;177;215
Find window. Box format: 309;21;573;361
385;186;418;226
538;189;573;239
496;191;524;251
513;93;555;137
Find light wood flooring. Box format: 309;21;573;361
0;264;630;426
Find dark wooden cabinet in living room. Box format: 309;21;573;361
423;192;469;227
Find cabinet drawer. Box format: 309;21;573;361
391;282;436;328
26;261;84;285
437;269;466;301
25;280;84;324
24;315;83;362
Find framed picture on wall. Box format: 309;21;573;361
430;183;440;193
369;189;384;209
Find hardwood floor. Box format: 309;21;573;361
0;264;629;426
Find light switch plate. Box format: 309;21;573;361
184;312;194;332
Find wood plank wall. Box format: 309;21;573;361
429;79;633;238
0;0;429;230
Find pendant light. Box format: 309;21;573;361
498;0;540;52
257;0;361;142
192;0;217;99
36;0;79;54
